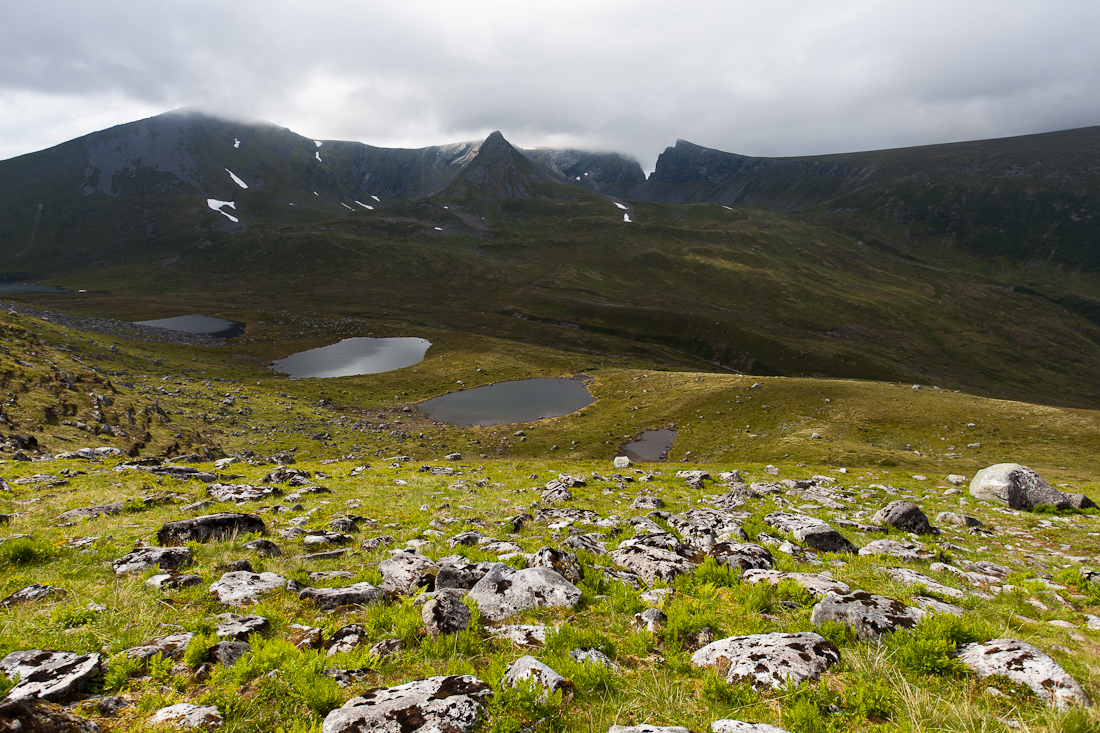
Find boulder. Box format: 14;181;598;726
436;562;494;591
763;513;857;554
711;543;775;571
324;625;367;656
214;613;270;641
1;584;66;607
857;539;934;562
112;546;192;575
609;727;691;733
957;639;1089;708
810;591;924;639
691;632;840;690
1064;493;1097;510
968;464;1071;511
57;502;124;523
872;501;933;535
0;699;101;732
613;456;631;468
741;570;850;597
150;703;224;729
712;722;791;733
936;512;983;528
570;648;618;670
635;608;667;633
124;633;193;661
877;567;966;600
422;593;472;638
0;650;102;702
630;495;664;510
529;546;584;584
466;564;581;621
504;656;573;700
207;484;281;503
447;530;484;548
299;582;387;611
488;625;548;647
157;513;265;545
562;533;608;555
209;571;287;606
360;535;398;552
302;531;352;548
146;573;204;590
321;675;492;733
541;481;573;503
208;641;250;667
378;549;439;595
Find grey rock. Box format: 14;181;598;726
488;625;548;647
609;727;691;733
124;633;194;661
288;624;324;650
968;464;1071;511
570;648;618;670
872;501;933;535
325;667;373;688
209;571;287;606
541;480;573;503
448;530;484;547
957;639;1089;708
763;513;857;554
945;474;968;486
858;539;934;562
360;535;398;551
692;632;840;690
561;533;608;555
300;582;387;611
741;569;850;597
1;584;66;607
207;483;281;502
218;559;254;574
635;608;667;632
936;512;983;528
529;546;584;583
631;495;664;510
877;567;966;600
1064;492;1097;510
329;516;361;533
208;641;250;667
811;591;924;639
966;561;1010;579
378;549;439;595
309;570;356;581
303;531;352;548
243;537;281;554
504;656;574;702
0;699;101;732
324;625;367;656
146;572;204;590
711;722;791;733
151;703;224;729
157;513;265;546
639;588;675;606
96;696;132;716
422;594;472;638
466;564;581;621
368;638;404;658
322;675;492;733
301;549;349;562
214;613;270;641
712;542;775;571
57;502;124;523
436;562;493;590
0;650;102;702
261;466;311;484
913;596;968;616
113;546;192;575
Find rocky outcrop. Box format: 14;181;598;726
422;593;471;638
466;564;581;621
0;699;101;732
378;549;439;595
872;501;933;535
742;570;850;597
209;571;287;606
858;539;933;562
712;543;775;570
529;546;584;583
113;546;192;575
692;632;840;690
504;656;573;700
0;650;102;702
763;513;857;553
150;703;224;729
321;675;492;733
957;639;1089;708
299;582;387;610
810;591;924;639
968;464;1071;511
157;514;265;545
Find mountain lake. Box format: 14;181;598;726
270;337;431;378
135;314;247;338
619;427;676;462
416;377;595;426
0;283;70;294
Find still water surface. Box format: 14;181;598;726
270;337;431;378
135;315;246;338
0;284;68;294
619;428;676;462
417;378;595;426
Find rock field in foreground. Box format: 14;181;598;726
1;454;1099;732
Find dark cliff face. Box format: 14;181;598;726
522;148;646;197
437;131;576;203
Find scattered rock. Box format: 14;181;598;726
124;633;193;661
711;722;791;733
150;703;224;730
324;625;367;656
630;495;664;510
609;727;691;733
360;535;398;551
957;639;1090;708
811;590;924;639
1;584;66;607
610;539;701;583
207;483;281;503
322;675;492;733
0;650;101;702
858;539;934;562
692;632;840;690
872;501;933;535
488;625;548;647
299;582;387;611
763;513;857;554
529;546;584;584
112;546;192;575
208;641;250;667
0;699;102;732
436;562;494;591
635;608;667;632
877;567;966;600
936;512;983;528
146;572;204;590
466;564;581;621
570;648;618;670
504;656;573;700
945;474;968;486
541;480;573;503
378;549;439;595
288;624;324;650
368;638;404;658
742;570;850;597
422;593;472;638
711;543;775;571
57;502;124;523
157;513;265;546
209;571;287;606
214;613;270;641
968;464;1071;511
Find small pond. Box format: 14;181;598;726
0;283;69;294
417;378;595;426
619;428;676;462
135;314;247;338
270;337;431;378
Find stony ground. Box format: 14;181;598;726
2;451;1099;733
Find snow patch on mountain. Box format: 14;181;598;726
207;199;238;222
225;169;248;189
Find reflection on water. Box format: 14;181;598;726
619;428;676;462
271;337;431;378
0;284;68;294
135;314;246;338
417;378;595;426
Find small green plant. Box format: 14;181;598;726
884;613;991;676
123;498;147;513
0;671;18;697
844;676;894;721
486;676;565;733
0;537;54;566
702;670;755;709
102;653;143;692
688;557;740;588
815;620;857;648
184;632;219;668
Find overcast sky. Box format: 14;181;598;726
2;0;1099;172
